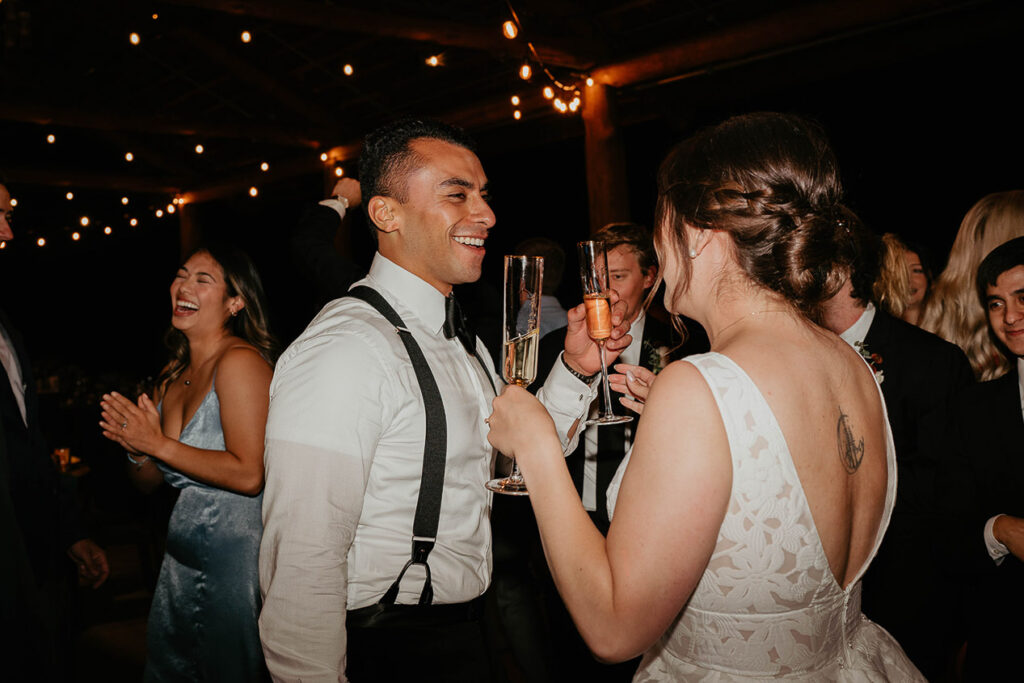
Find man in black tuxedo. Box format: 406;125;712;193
0;181;109;674
945;237;1024;681
492;223;708;682
820;225;973;681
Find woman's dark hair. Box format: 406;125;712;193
157;243;278;390
655;112;857;321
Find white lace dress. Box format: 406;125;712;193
606;353;924;681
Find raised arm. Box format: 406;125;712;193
488;360;731;661
259;327;391;680
101;346;272;495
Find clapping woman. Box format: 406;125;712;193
100;244;276;681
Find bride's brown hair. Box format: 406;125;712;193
654;112;859;323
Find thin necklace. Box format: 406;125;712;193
715;309;789;338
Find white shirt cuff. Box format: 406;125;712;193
319;197;348;220
537;352;599;452
984;514;1010;565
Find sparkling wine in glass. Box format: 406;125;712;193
486;255;543;495
578;240;632;426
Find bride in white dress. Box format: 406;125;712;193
486;112;924;681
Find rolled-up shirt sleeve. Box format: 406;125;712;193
259;324;394;682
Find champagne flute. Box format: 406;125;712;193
486;254;543;495
577;240;632;426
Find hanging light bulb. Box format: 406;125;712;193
194;144;204;154
125;152;134;162
71;232;81;241
513;110;522;120
8;199;16;207
36;237;46;247
334;167;343;177
241;30;252;43
129;32;141;45
568;99;580;112
80;216;89;227
130;218;138;227
260;161;269;171
426;55;440;67
66;192;74;200
519;63;532;80
343;64;353;76
543;86;554;99
586;77;595;87
155;209;164;218
1;242;6;250
510;95;520;106
320;152;329;162
167;204;176;213
249;186;259;197
46;134;56;144
104;226;113;235
502;21;518;39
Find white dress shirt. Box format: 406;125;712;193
259;253;595;681
0;321;27;426
579;313;645;510
982;356;1024;564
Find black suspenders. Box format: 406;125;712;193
347;286;448;606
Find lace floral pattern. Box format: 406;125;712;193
621;353;924;681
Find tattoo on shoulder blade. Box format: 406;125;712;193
837;408;865;474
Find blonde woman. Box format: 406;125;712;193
921;190;1024;379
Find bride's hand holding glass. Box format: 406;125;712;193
607;363;657;415
486;385;562;475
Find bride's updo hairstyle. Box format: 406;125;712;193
655;112;858;320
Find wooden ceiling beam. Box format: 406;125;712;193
591;0;963;88
0;102;327;149
160;0;593;70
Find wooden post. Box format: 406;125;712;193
582;83;630;234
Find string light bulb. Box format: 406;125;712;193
37;237;46;247
166;204;176;213
71;232;81;241
568;99;580;112
104;226;113;235
426;55;440;67
155;209;164;218
586;77;595;87
543;86;554;99
152;13;158;20
260;162;269;171
249;186;259;197
125;152;134;162
66;192;74;200
510;95;520;106
129;32;140;45
194;144;204;154
121;196;129;205
1;242;6;250
9;199;16;207
320;152;328;162
80;216;89;227
241;30;252;43
46;134;55;144
502;21;518;39
519;63;532;80
130;218;138;226
513;110;522;120
343;64;353;76
334;167;343;177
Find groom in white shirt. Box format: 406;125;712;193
258;119;628;681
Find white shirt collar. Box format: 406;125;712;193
364;253;448;335
620;312;646;366
839;302;876;349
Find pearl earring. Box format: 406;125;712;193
688;248;698;259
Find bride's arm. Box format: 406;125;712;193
488;361;731;661
102;347;272;495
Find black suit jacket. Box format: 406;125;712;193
0;309;83;583
857;309;974;678
535;314;708;532
944;368;1024;680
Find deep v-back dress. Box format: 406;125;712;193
145;382;268;682
607;352;924;681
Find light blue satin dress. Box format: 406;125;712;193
145;386;267;682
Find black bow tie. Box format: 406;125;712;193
443;294;476;354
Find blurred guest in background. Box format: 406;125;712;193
922;190;1024;379
514;237;568;338
900;239;934;327
100;244;276;681
1;179;109;678
871;233;913;319
944;236;1024;681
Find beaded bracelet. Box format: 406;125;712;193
561;355;598;384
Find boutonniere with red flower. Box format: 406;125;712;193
854;340;884;384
